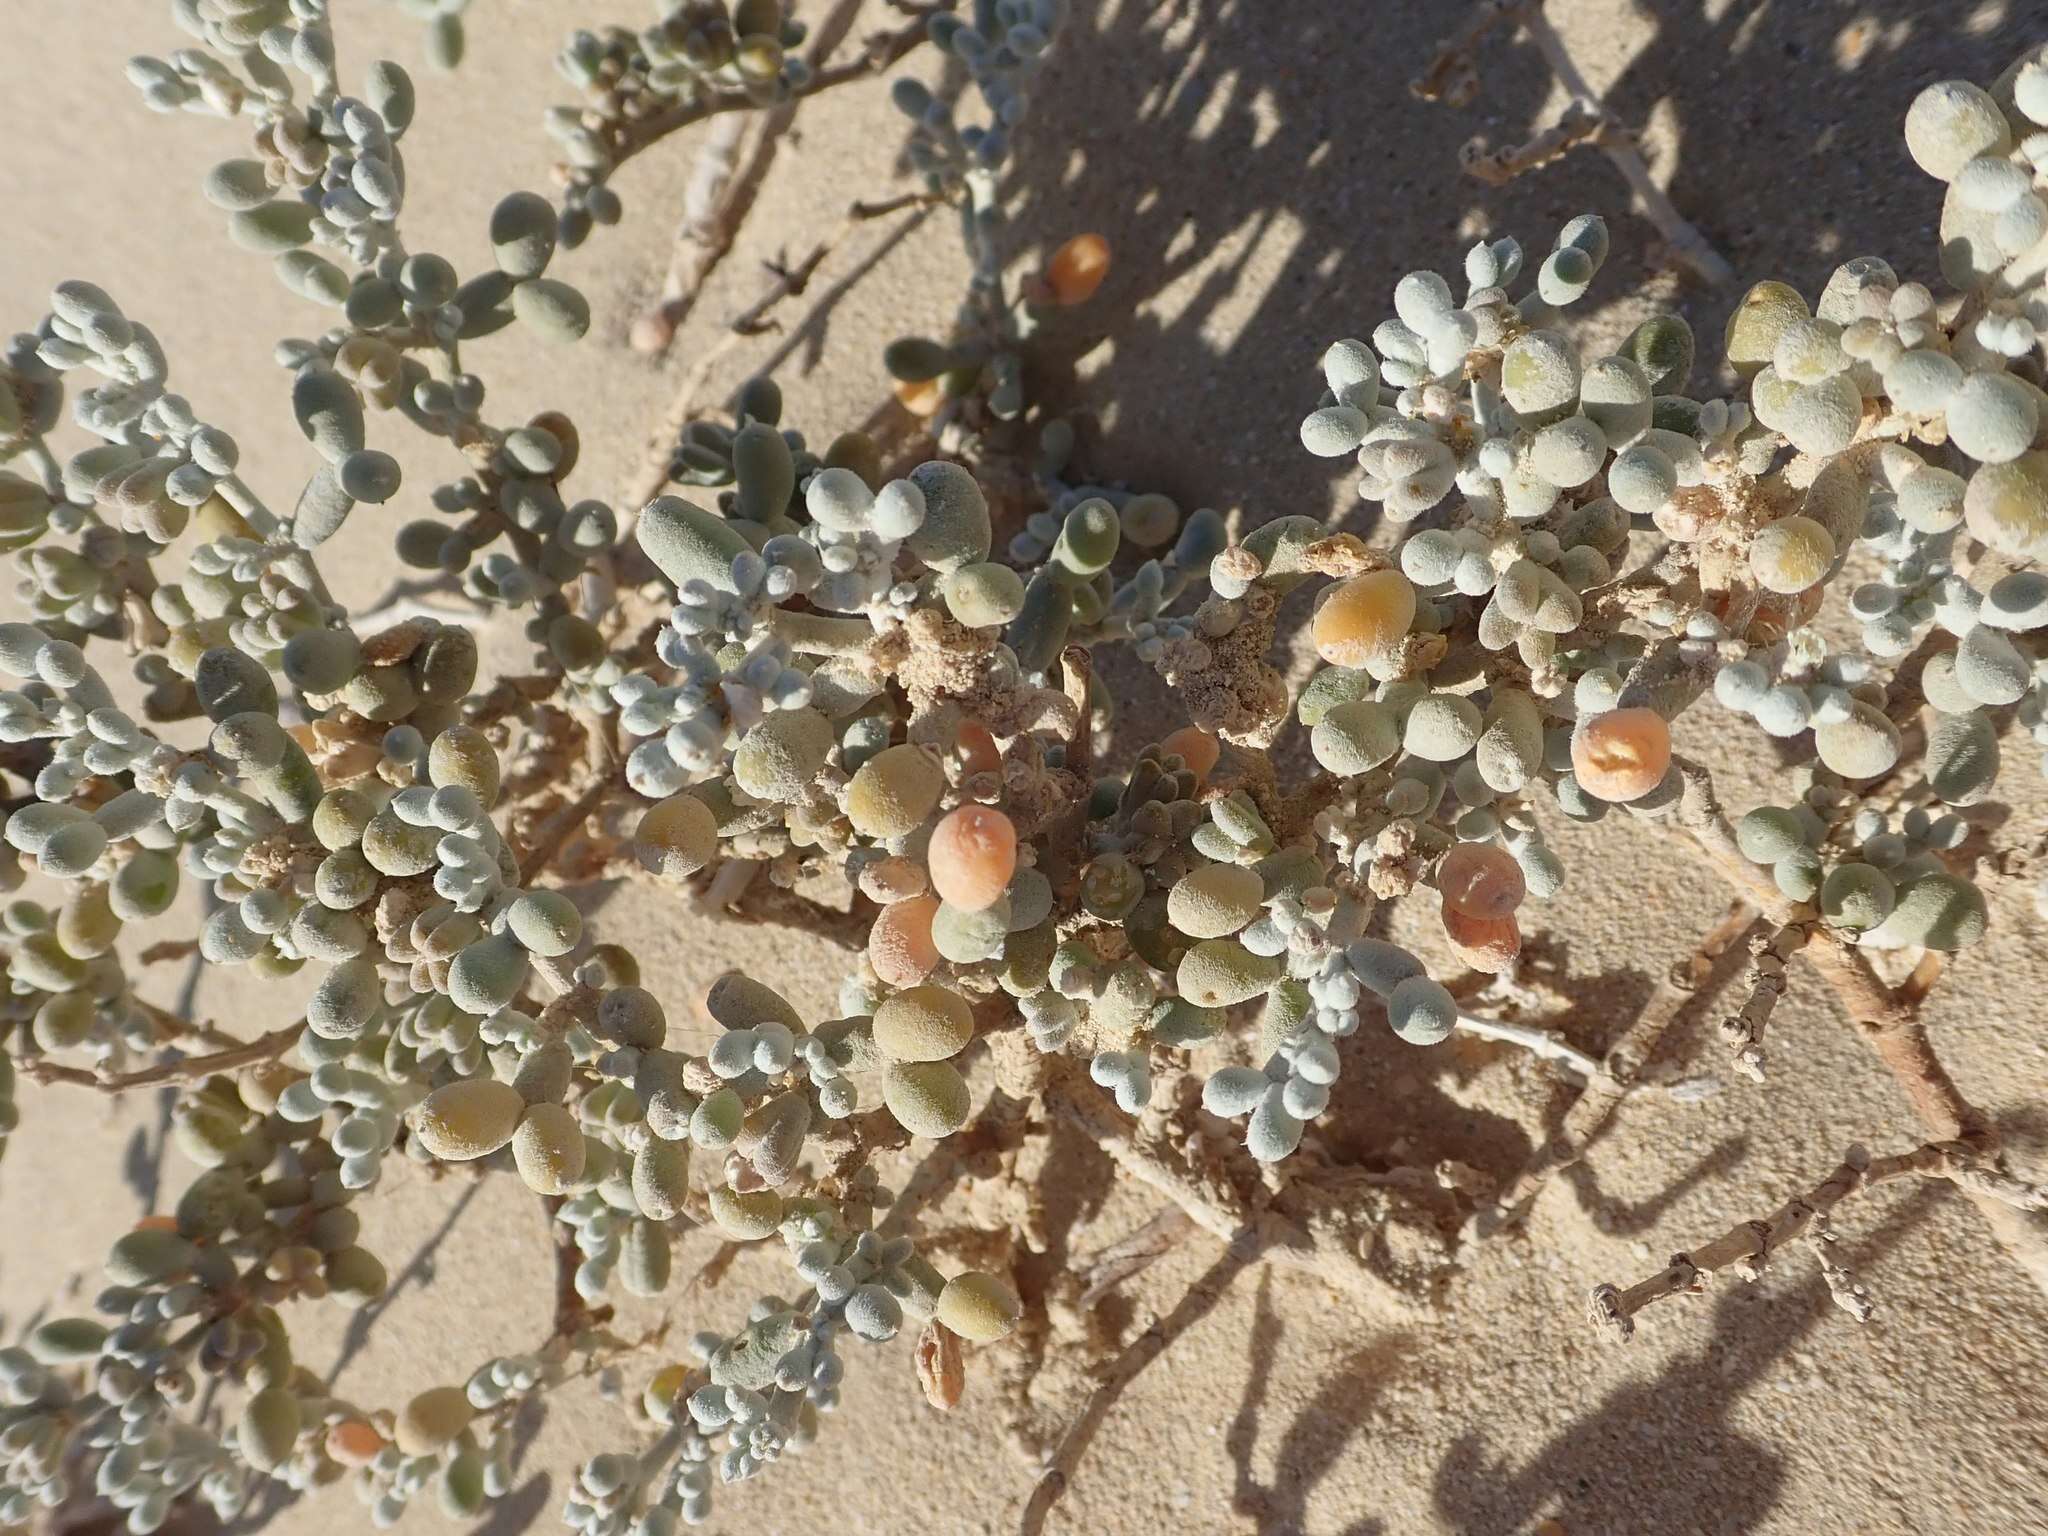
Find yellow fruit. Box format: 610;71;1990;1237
1311;570;1416;668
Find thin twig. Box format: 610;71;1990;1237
605;5;941;183
1416;0;1734;287
1663;754;2048;1295
631;112;754;355
1040;1057;1445;1298
1590;1140;2048;1340
1454;1010;1606;1083
1073;1207;1197;1311
1410;0;1527;107
1460;99;1621;185
1516;5;1735;287
516;774;620;886
1475;899;1760;1234
21;1023;305;1094
1718;922;1806;1082
1019;1245;1253;1536
617;189;942;513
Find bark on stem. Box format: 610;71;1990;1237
1590;1140;2048;1339
1664;754;2048;1295
1719;922;1806;1082
21;1022;305;1094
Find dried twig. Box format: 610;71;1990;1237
1664;754;2048;1293
1454;1010;1607;1083
1040;1057;1448;1298
1018;1244;1253;1536
617;188;941;515
1718;922;1806;1082
1806;1211;1874;1323
1415;0;1734;287
1460;99;1621;185
1590;1140;2048;1340
631;112;753;354
21;1022;305;1094
1475;899;1760;1234
1409;0;1526;107
516;773;620;886
605;4;941;181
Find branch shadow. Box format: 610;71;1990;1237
1225;1268;1401;1536
322;1176;486;1388
120;929;214;1215
1432;1185;1940;1533
1017;1240;1256;1535
1558;1132;1750;1236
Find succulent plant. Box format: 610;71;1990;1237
2;5;2046;1533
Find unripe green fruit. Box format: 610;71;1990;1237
1736;806;1807;864
941;562;1027;628
1879;872;1988;951
1310;699;1400;775
1813;701;1902;780
414;1078;524;1161
1176;939;1283;1008
1166;863;1264;940
904;461;991;573
708;1187;784;1239
240;1387;302;1472
846;744;944;838
309;956;382;1040
448;936;529;1015
936;1271;1022;1342
489;191;556;278
1925;709;2001;805
512;1102;585;1194
930;897;1008;963
882;1060;972;1137
512;277;588;342
1820;863;1896;931
361;805;438;876
428;725;501;807
632;1139;692;1221
506;889;582;957
732;707;833;803
1750;515;1835;594
1725;281;1809;378
26;1317;108;1365
34;992;95;1052
111;848;179;919
691;1087;744;1149
733;420;795;524
873;985;974;1062
1476;689;1544;794
396;1385;473;1456
1296;666;1374;728
706;973;803;1033
107;1227;195;1285
282;627;361;693
637;496;754;593
1053;498;1120;577
1387;974;1456;1045
621;1218;672;1297
636;792;718;880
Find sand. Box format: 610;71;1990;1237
2;2;2046;1533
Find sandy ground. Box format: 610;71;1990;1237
4;2;2048;1534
